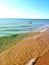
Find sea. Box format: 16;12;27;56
0;18;49;37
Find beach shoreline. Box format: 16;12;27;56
0;26;49;65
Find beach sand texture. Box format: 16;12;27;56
0;28;49;65
35;50;49;65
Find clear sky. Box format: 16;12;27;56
0;0;49;18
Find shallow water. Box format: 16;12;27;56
0;18;49;37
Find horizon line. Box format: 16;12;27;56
0;18;49;19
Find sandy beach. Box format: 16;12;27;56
0;26;49;65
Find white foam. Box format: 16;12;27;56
40;28;47;32
39;26;49;32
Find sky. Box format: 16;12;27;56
0;0;49;18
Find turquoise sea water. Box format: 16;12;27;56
0;18;49;37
